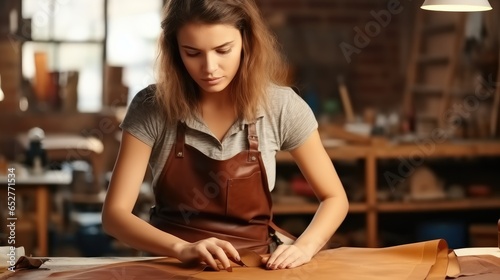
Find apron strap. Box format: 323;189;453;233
175;122;186;158
247;122;259;162
245;122;296;244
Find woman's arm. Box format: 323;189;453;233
102;131;239;270
265;129;349;269
102;131;187;256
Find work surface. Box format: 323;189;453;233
2;241;500;280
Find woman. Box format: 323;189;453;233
102;0;348;271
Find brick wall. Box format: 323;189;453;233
256;0;418;116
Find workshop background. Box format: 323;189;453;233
0;0;499;257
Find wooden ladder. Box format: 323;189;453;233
402;10;467;136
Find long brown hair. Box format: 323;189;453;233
155;0;289;124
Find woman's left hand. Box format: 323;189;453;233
261;244;312;270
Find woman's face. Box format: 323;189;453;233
177;22;243;95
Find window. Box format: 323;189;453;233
107;0;161;104
20;0;161;112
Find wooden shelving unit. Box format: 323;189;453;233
273;202;367;215
273;140;500;247
378;198;500;212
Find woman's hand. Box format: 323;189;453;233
173;237;240;271
262;244;313;270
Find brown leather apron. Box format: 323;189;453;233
150;121;290;254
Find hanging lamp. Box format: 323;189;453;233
421;0;492;12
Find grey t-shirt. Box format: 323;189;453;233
120;84;318;191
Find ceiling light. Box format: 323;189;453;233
421;0;492;12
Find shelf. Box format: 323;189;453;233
423;22;456;35
276;145;369;162
375;141;500;158
23;39;104;44
415;114;438;123
277;141;500;161
273;199;500;214
272;202;367;215
412;86;474;97
412;85;443;96
418;54;449;65
378;198;500;212
10;33;104;45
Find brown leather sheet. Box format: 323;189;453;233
7;240;499;280
4;239;458;280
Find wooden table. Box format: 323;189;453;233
2;244;499;280
0;168;72;257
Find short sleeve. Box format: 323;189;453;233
119;85;163;147
279;88;318;151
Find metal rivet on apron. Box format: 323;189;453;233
251;156;256;161
177;152;183;157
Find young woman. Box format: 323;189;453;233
102;0;348;271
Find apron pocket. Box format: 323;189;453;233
226;171;270;221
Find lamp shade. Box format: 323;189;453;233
421;0;492;12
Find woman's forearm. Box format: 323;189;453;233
102;209;188;258
293;195;349;257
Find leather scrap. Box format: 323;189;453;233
15;256;50;270
237;249;264;268
209;249;265;271
0;256;50;280
447;255;500;279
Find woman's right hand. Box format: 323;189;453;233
173;237;241;271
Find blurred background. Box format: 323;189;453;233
0;0;499;257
